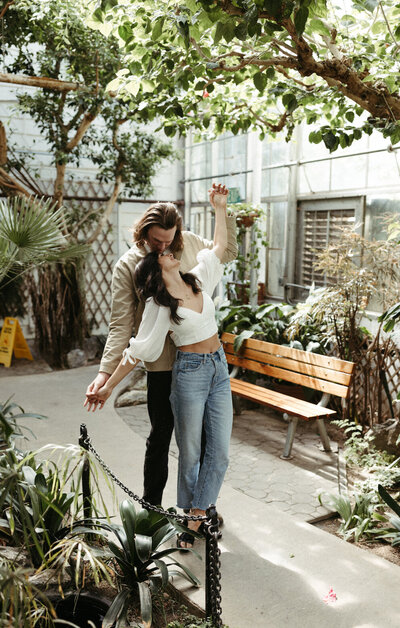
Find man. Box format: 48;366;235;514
85;186;237;505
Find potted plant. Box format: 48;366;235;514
229;202;262;228
224;203;267;305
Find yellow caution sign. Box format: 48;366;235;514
0;317;33;368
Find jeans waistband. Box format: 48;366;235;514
175;344;225;362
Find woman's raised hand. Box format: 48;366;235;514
208;182;228;211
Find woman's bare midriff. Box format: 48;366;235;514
178;333;220;354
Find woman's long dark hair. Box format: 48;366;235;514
134;251;201;324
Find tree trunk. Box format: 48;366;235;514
27;261;87;368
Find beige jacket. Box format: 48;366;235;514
99;216;238;374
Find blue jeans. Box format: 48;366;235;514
170;345;233;511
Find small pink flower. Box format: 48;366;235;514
323;587;337;604
203;90;210;98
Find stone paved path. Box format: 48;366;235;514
116;403;341;521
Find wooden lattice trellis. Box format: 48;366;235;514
62;179;116;334
349;339;400;425
12;179;117;335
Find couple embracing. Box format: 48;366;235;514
85;183;238;548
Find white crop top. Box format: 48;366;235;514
123;248;224;364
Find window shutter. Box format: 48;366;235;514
301;208;355;287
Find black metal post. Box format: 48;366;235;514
205;504;222;627
79;423;92;521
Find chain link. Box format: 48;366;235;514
84;436;206;522
81;428;223;626
204;518;223;626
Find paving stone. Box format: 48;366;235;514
116;398;340;523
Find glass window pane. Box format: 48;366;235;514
331;154;367;190
367;151;400;188
366;194;400;240
299;161;330;194
270;167;289;196
265;201;287;297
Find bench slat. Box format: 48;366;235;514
225;353;351;398
230;378;337;420
222;332;354;375
223;343;352;386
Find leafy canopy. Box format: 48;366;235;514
89;0;400;150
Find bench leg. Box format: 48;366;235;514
232;394;242;416
280;415;298;460
316;418;331;452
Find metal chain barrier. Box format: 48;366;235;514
79;424;223;627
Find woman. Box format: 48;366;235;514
86;183;233;549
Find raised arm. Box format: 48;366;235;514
208;183;228;262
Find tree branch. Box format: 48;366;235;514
0;72;88;92
86;175;123;244
65;108;100;151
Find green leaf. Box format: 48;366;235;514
120;500;137;560
138;581;152;628
214;21;224;44
282;92;297;113
103;589;132;628
152;18;164;41
234;330;255;352
235;22;248;41
222;21;236;43
294;7;309;35
135;534;153;563
253;72;268;92
378;484;400;518
263;0;283;20
308;18;330;37
322;130;338;151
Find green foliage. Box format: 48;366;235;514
216;299;327;353
318;491;382;542
2;0;174;227
89;0;400;148
333;419;400;494
0;196;89;284
374;484;400;546
86;500;201;628
290;222;400;425
225;203;267;300
0;397;45;448
0;558;56;627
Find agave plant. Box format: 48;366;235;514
0;397;45;449
0;195;89;283
318;491;382;542
375;484;400;547
83;499;201;628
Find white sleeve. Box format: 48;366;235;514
189;248;224;296
122;298;171;364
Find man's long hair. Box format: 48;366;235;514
133;202;184;253
134;251;201;324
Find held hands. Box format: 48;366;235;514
208;182;228;212
84;383;112;412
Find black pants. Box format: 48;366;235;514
143;370;206;506
143;371;175;506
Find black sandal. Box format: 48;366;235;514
176;530;196;549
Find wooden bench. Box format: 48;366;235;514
221;332;355;459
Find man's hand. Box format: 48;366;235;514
209;182;228;211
